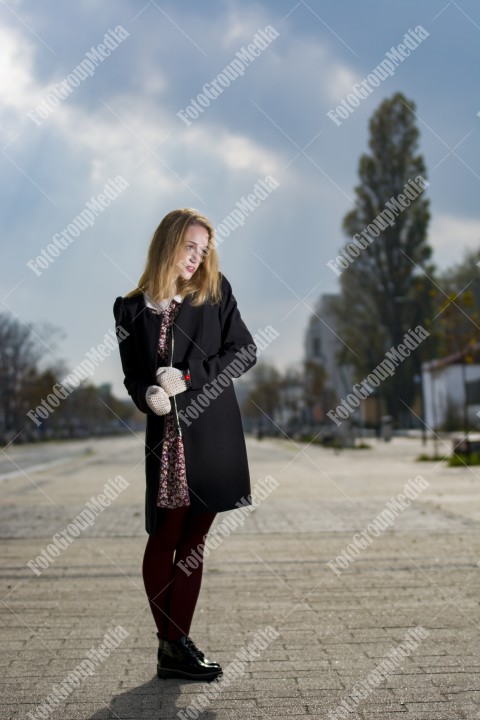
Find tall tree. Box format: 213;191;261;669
334;92;434;422
0;313;64;436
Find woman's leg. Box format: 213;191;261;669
142;506;189;637
165;509;217;641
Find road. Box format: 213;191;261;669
1;433;479;719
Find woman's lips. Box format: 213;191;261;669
186;265;195;272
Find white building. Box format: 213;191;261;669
422;348;480;429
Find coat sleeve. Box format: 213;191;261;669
113;296;153;415
179;275;257;391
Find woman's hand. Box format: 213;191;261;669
145;385;171;415
156;367;187;396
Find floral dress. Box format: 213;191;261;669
155;298;191;509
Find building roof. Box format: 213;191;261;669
423;341;480;371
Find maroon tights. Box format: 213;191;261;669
142;506;217;641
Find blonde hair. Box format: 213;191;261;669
125;208;222;306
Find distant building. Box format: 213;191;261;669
422;344;480;429
278;367;304;432
304;293;357;422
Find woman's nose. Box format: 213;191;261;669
189;248;202;262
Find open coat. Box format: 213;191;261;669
113;273;257;535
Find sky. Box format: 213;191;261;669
1;0;479;400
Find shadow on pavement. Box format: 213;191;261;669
88;676;219;719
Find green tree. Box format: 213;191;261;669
434;246;480;357
242;362;282;421
334;92;434;423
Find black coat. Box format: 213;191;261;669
113;273;257;535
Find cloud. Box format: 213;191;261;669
1;0;478;403
179;122;282;175
0;24;41;138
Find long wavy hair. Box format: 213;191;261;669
125;208;222;306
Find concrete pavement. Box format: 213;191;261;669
1;433;479;719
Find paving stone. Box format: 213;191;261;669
1;435;479;719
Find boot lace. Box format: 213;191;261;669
184;636;205;659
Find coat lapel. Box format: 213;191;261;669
171;295;204;362
137;292;201;379
137;296;162;380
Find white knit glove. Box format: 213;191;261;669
156;366;187;397
145;385;171;415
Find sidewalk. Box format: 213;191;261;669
1;434;479;719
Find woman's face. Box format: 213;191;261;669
175;224;210;280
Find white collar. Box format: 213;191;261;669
143;292;183;312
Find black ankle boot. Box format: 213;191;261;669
157;635;222;681
157;631;220;668
183;636;222;669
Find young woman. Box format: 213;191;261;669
113;208;257;681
